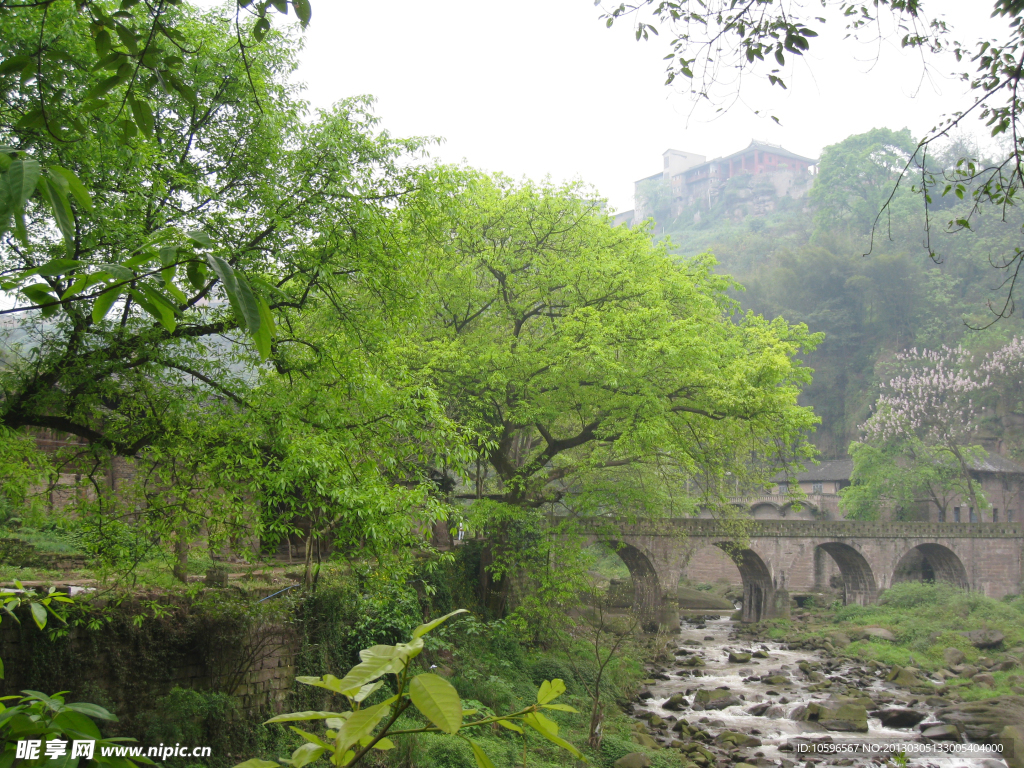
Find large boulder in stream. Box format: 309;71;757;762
714;731;762;748
728;652;752;663
663;693;688;711
692;688;741;711
878;708;927;728
936;695;1024;741
800;701;869;732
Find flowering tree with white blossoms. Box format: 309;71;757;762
843;345;992;520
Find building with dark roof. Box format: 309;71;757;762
769;452;1024;524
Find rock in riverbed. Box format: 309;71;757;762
692;688;741;711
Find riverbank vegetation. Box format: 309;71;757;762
750;582;1024;702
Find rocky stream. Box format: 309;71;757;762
621;612;1024;768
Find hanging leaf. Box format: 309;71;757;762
206;255;245;327
409;674;463;735
186;260;208;289
30;602;47;630
234;274;262;336
41;177;76;256
129;95;155;138
91;287;122;323
48;166;91;212
292;0;312;26
6;158;40;210
36;259;83;277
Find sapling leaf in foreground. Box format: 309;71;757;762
234;608;585;768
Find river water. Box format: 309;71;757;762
630;612;1008;768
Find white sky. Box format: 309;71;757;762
287;1;1005;213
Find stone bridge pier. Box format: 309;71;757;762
583;520;1023;625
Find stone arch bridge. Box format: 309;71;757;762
582;519;1024;624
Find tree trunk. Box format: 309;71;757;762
172;527;189;583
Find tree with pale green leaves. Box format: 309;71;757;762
407;173;822;620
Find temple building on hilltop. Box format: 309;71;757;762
621;140;818;225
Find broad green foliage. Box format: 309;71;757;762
234;610;585;768
0;691;152;767
0;0;313;346
406;174;820;625
416;174;821;510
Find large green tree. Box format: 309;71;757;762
0;3;471;582
408;173;821;617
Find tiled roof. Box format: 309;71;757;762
773;459;854;483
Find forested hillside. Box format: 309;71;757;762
649;128;1024;459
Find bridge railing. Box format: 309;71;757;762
580;517;1024;539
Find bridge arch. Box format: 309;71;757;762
597;539;663;627
714;542;774;622
750;502;781;519
781;501;817;520
816;542;878;605
893;543;969;589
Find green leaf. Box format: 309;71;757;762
409;673;463;734
264;710;349;724
42;177;76;255
140;285;178;331
231;761;280;768
353;680;383;703
21;283;55;307
235;274;262;336
206;255;245;326
94;263;135;281
49;167;93;212
536;679;566;705
53;710;102;740
292;0;312;26
468;740;496;768
411;609;468;639
333;698;395;753
129;96;155;138
30;602;47;630
496;719;523;733
6;158;40;210
65;702;117;720
373;738;395;751
286;743;324;768
85;74;123;99
36;259;82;277
523;713;584;759
92;287;123;323
95;28;112;58
186;260;208;289
541;703;578;712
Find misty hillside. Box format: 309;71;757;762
640;128;1024;459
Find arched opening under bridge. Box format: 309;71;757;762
893;543;969;589
815;542;878;605
586;540;663;629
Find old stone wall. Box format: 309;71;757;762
0;595;299;734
